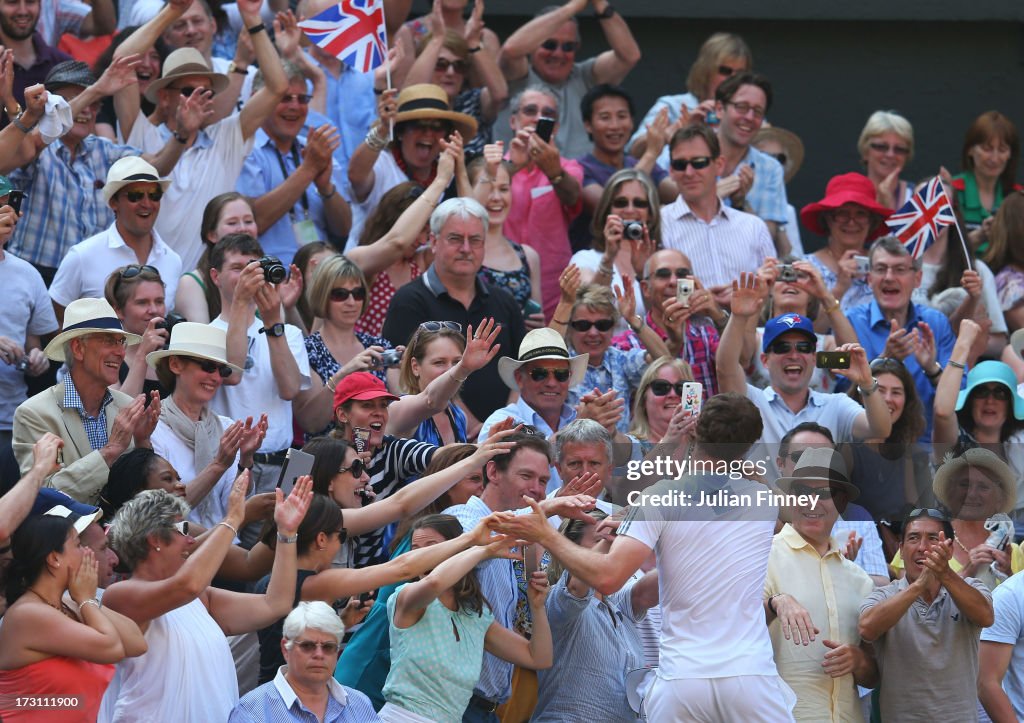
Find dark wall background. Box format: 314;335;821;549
407;2;1024;249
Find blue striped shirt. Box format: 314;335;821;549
62;376;113;451
228;666;380;722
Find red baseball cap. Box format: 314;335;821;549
333;372;400;412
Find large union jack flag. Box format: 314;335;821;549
298;0;386;73
884;176;956;259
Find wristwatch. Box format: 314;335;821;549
259;323;286;338
227;61;248;75
859;379;879;396
596;3;616;19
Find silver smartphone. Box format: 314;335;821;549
276;448;315;495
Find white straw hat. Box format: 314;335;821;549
43;298;140;361
146;322;242;374
497;328;588;390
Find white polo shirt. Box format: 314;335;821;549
49;222;182;309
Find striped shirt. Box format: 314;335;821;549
62;376;113;451
228;665;380;722
659;197;775;289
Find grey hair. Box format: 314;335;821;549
511;85;559;115
108;489;190;571
253;59;306;93
282;601;345;648
868;235;921;270
858;110;914;162
63;342;75;370
555;418;612;465
429;197;488;236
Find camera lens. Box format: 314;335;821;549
259;256;287;284
622;221;644;241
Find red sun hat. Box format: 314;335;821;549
799;172;893;237
333;372;399;413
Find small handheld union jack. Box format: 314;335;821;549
884;176;956;260
298;0;387;73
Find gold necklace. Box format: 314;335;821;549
954;536;971;554
26;588;76;620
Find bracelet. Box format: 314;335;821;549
217;521;239;537
548;172;565;186
925;363;943;379
768;592;785;614
247;23;266;35
468;45;483;54
12;111;36;133
277;531;298;544
858;379;879;396
326;375;338;392
365;125;388;151
317;184;337;200
948;360;966;369
823;297;841;314
173;130;189;144
552;317;568;324
597;264;613;276
450;368;468;384
629;315;644;333
79;598;101;611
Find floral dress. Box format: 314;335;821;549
480;241;532;308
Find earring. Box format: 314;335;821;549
55;562;60;568
155;546;161;552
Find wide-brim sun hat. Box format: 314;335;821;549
799;172;893;237
955;360;1024;420
103;156;172;202
393;83;478;141
43;298;141;362
497;328;588;390
754;127;804;185
144;47;230;103
933;448;1016;515
146;322;242;374
776;446;860;502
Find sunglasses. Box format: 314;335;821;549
869;357;901;372
528;367;571;383
191;358;233;378
868;142;911;156
119;264;159;279
569;319;614;332
973;385;1012;401
519;103;558;117
411;119;451;133
670;156;713;172
329;287;367;302
281;93;312;105
611;197;649;210
338;458;366;478
791;484;845;500
907;507;949;522
419;321;463;333
292;640;339;654
717;64;740;76
648;267;691;280
768;341;815;355
649;380;685;397
173;520;189;536
177;86;214;98
769;152;787;166
124;189;163;203
539;39;578;53
435;58;468;74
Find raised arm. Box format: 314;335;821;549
498;0;586;81
932;319;977;450
0;434;61;539
588;0;641;85
484;570;552;669
715;273;765;394
238;0;289;141
842;345;893;441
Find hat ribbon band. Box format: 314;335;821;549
519;346;570;362
63;317;126;333
123;173;160;182
397;97;452;114
792;465;850;485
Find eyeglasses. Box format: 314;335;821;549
119;264;159;279
726;101;766;120
173;520;189;536
442;234;485;248
90;334;128;348
539;39;578;53
768;340;815;355
870;264;915;277
611;197;649;210
670;156;713;172
791;484;845;500
831;208;871;224
868;142;911;156
292;640;340;654
281;93;312;105
419;321;463;333
649;380;685;397
869;357;902;372
329;287;367;302
769;152;787;166
435;58;468;74
648;267;691;280
338;458;366;478
569;319;614;332
527;367;571;383
177;85;214;98
973;384;1012;402
191;358;233;378
907;508;949;522
518;103;558;118
123;189;163;203
717;64;740;77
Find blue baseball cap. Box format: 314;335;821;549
763;313;816;352
30;488;102;534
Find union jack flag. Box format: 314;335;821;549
298;0;387;73
884;176;956;259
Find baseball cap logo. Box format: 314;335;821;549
779;314;803;327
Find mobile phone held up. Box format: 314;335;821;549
7;190;24;215
535;116;555;144
816;351;850;369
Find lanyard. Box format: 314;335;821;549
272;142;309;220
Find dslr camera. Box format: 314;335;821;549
254;255;287;284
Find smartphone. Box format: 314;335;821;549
676;278;695;306
681;382;703;417
276;448;315;495
7;189;24;215
359;590;376;605
523;544;539;577
853;255;870;278
535;116;555;143
705;110;719;126
816;351;850;369
523;298;543;317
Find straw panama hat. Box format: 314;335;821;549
146;322;242;375
393;84;478;141
44;298;141;362
753;126;804;185
775;446;860;501
144;47;230;103
103;156;171;203
932;448;1016;515
497;328;588;390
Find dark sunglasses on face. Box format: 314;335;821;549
670;156;713;172
611;197;650;209
540;39;578;53
717;64;738;76
518;103;558;118
124;189;163;203
649;267;691;280
177;85;214;98
293;640;339;654
769;340;815;355
435;58;468;74
281;93;312;105
649;380;685;397
338;458;366;478
192;358;233;378
868;142;911;156
973;385;1012;401
329;287;367;302
412;119;451;133
528;367;571;383
569;318;614;332
119;264;159;279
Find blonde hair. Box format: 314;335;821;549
628;358;694;440
686;33;752;101
857;110;915;163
